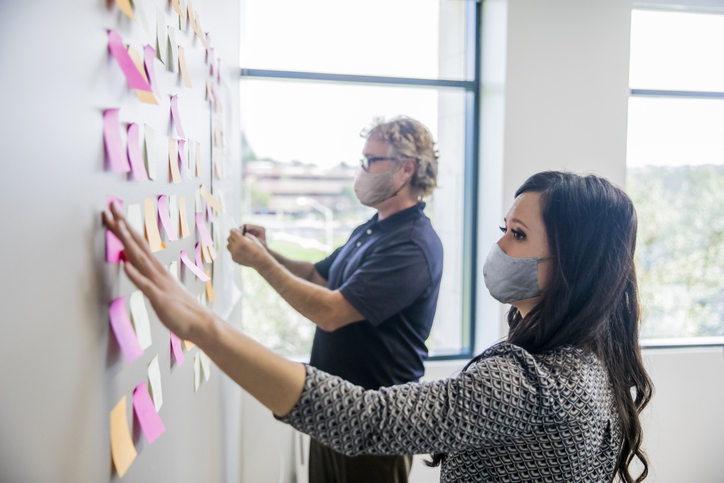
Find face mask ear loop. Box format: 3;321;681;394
537;255;555;264
391;174;413;197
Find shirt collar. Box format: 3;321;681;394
370;202;426;231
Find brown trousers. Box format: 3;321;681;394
309;439;413;483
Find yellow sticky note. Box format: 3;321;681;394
205;269;215;302
199;186;223;212
110;396;137;478
144;198;166;252
116;0;135;20
178;196;191;238
178;46;193;88
195;141;203;177
168;138;182;183
127;46;158;105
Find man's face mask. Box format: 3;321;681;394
483;243;554;304
353;164;412;207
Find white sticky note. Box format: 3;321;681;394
169;195;179;238
155;8;167;64
167;26;178;73
129;291;152;350
167;261;179;282
195;189;203;213
127;204;143;234
147;355;163;412
194;353;201;392
199;350;211;382
136;3;153;40
187;138;196;176
144;124;156;180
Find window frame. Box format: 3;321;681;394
240;1;482;360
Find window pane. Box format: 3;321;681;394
241;0;471;80
626;97;724;339
240;79;467;356
630;10;724;92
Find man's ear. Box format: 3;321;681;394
404;158;417;175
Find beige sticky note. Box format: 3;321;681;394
195;13;207;48
172;0;183;16
168;138;182;183
194;353;202;392
177;197;190;238
201;242;213;264
167;261;179;282
110;396;137;478
129;291;152;350
187;0;196;30
155;8;167;64
144;198;166;252
147;355;163;412
127;204;143;234
127;46;158;105
195;189;203;213
199;351;211;381
178;46;193;88
207;243;217;261
199;186;223;212
205;269;215;302
167;26;178;73
205;69;211;100
144;124;156;180
116;0;135;20
195;141;203;176
184;340;196;350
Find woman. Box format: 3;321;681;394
103;171;652;482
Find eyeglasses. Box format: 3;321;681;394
359;156;398;170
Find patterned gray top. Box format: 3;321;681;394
279;342;621;483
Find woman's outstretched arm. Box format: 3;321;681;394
102;202;306;417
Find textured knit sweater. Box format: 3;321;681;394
279;342;621;482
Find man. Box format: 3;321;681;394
227;116;443;483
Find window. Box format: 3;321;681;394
239;0;481;358
627;9;724;345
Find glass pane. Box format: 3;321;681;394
626;97;724;339
240;78;467;356
241;0;471;80
630;9;724;92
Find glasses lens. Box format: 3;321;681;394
360;158;369;170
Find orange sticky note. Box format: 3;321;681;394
144;198;166;252
195;13;207;48
195;141;203;176
187;0;196;30
110;396;137;478
178;196;191;238
201;242;213;264
178;46;192;88
168;138;182;183
127;46;158;105
199;186;223;212
172;0;183;16
116;0;135;20
207;243;217;261
205;269;215;302
184;340;196;350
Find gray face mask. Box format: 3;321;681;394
483;243;554;304
353;165;412;207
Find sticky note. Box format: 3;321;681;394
127;203;143;234
168;138;182;184
195;13;207;48
168;195;179;238
107;196;125;263
144;198;166;252
103;109;130;173
178;46;192;88
194;353;201;392
205;269;215;302
206;242;217;261
109;296;144;363
194;242;204;271
110;397;137;478
195;213;213;247
147;355;163;412
126;124;149;181
206;202;214;222
180;250;210;281
135;3;153;38
178;140;192;179
155;8;167;64
167;26;178;73
178;196;191;238
144;124;156;180
129;291;152;350
116;0;134;20
199;350;211;381
127;46;158;105
133;382;166;444
143;44;162;100
180;0;188;19
157;195;178;241
172;0;183;16
195;141;203;176
201;241;212;264
108;30;151;92
205;69;211;100
216;58;222;83
169;95;185;138
170;332;185;366
187;139;196;177
184;340;196;350
187;0;195;30
199;186;223;212
167;261;179;282
195;189;203;213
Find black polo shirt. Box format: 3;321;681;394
311;202;443;390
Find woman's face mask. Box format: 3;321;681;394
483;243;554;304
353;164;412;207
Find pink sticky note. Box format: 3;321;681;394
178;140;192;180
169;95;185;138
133;382;166;444
143;44;161;99
103;109;131;173
194;242;205;272
216;58;221;83
109;297;144;363
170;332;185;366
106;196;126;263
108;30;152;92
126;124;149;181
206;202;214;222
180;250;210;281
157;195;178;241
195;213;213;247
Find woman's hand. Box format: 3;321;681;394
227;229;272;270
102;202;212;342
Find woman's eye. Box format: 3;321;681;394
511;229;525;240
498;226;506;233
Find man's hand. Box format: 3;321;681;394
227;229;272;270
241;224;268;249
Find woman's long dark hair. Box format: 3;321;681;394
426;171;653;483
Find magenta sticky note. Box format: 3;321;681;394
143;44;161;99
195;213;214;247
177;140;192;180
108;30;152;92
170;332;185;366
133;382;166;444
103;109;131;173
169;95;186;138
180;250;210;281
106;196;126;263
157;195;178;241
194;242;204;271
206;202;214;223
126;123;149;181
109;297;144;363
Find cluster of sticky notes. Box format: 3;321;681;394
103;109;156;180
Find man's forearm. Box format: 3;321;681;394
269;249;318;282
